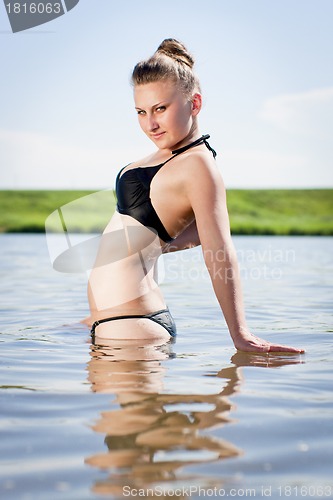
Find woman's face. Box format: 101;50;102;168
134;79;200;151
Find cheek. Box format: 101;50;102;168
169;108;187;127
137;117;147;131
177;102;192;123
175;110;191;129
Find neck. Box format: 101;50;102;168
171;125;201;152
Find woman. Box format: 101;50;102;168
87;38;304;354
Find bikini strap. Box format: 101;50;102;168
172;134;217;159
115;163;131;183
90;309;171;336
116;135;217;181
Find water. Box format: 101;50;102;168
0;234;332;500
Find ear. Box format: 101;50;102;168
191;93;202;116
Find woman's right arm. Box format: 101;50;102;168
183;154;304;354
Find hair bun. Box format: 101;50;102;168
156;38;195;68
132;38;200;96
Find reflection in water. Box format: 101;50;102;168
85;338;304;497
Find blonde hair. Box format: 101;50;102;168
131;38;201;97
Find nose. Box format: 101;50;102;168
147;113;159;132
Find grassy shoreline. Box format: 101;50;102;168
0;189;332;235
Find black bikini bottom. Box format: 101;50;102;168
90;308;177;341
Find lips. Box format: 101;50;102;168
151;132;165;140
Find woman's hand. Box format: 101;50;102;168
232;329;305;354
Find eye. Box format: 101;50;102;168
155;106;166;112
136;109;146;116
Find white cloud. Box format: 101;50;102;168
220;149;309;188
259;87;333;138
0;129;135;189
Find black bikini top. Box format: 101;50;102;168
115;134;217;243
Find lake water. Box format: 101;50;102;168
0;234;332;500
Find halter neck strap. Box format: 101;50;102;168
171;134;217;159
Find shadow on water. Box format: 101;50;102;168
84;337;304;497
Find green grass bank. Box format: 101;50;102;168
0;189;332;235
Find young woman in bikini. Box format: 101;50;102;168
87;38;304;354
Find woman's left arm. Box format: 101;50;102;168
162;220;200;253
184;155;304;354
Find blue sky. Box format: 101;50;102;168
0;0;332;189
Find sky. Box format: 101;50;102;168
0;0;332;189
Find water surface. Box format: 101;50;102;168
0;234;332;499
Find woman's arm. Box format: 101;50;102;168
184;155;304;354
162;220;200;253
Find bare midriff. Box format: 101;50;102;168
87;211;167;326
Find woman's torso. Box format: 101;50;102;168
88;136;216;323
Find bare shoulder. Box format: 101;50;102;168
176;150;230;245
177;150;225;196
